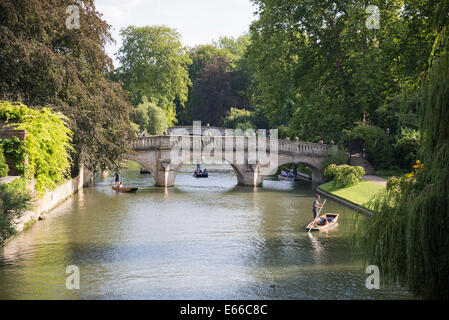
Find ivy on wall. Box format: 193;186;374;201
0;101;72;195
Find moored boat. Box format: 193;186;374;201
140;168;151;174
112;186;138;193
306;213;339;231
278;174;296;181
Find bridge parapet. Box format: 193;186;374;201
127;135;336;186
278;139;336;156
130;135;335;157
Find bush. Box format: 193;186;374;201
320;148;349;174
0;178;32;245
324;164;365;188
0;147;9;177
223;108;254;129
393;127;420;169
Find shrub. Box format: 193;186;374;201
324;164;365;188
0;147;9;177
0;178;32;245
393;127;421;169
320;148;349;174
223;108;254;129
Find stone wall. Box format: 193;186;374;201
13;167;93;234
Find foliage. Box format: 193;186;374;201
114;25;191;124
0;101;72;195
277;125;295;140
320;148;350;174
344;124;392;169
245;0;438;143
223;108;254;129
0;146;8;177
0;178;32;245
357;12;449;299
375;90;420;134
393;127;421;168
147;100;169;136
131;96;168;136
375;167;407;178
177;44;236;125
235;121;254;133
213;34;251;58
324;164;365;188
0;0;133;173
191;55;245;126
0;137;25;175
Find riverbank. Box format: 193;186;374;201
2;167;93;245
317;179;386;215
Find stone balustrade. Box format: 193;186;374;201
129;135;335;157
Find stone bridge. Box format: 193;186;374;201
127;135;337;187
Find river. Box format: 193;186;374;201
0;162;411;299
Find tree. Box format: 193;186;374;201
191;55;244;126
176;45;235;125
131;96;168;135
246;0;434;141
114;26;192;125
0;0;133;173
358;0;449;299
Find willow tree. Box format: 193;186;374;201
358;2;449;299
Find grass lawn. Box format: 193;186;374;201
319;180;385;208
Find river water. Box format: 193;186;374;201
0;162;411;299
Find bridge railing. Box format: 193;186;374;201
129;136;336;156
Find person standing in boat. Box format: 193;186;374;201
115;172;121;187
312;195;323;219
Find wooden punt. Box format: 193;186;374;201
112;186;138;193
306;213;339;231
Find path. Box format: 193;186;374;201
362;175;387;187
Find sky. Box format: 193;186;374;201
95;0;257;67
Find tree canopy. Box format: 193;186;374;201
114;25;192;125
0;0;133;172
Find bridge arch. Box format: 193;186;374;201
126;135;335;187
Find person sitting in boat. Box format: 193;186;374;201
118;182;123;188
312;195;323;219
281;169;288;177
203;169;208;175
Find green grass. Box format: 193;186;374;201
319;180;385;208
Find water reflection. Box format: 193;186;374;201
0;162;412;299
